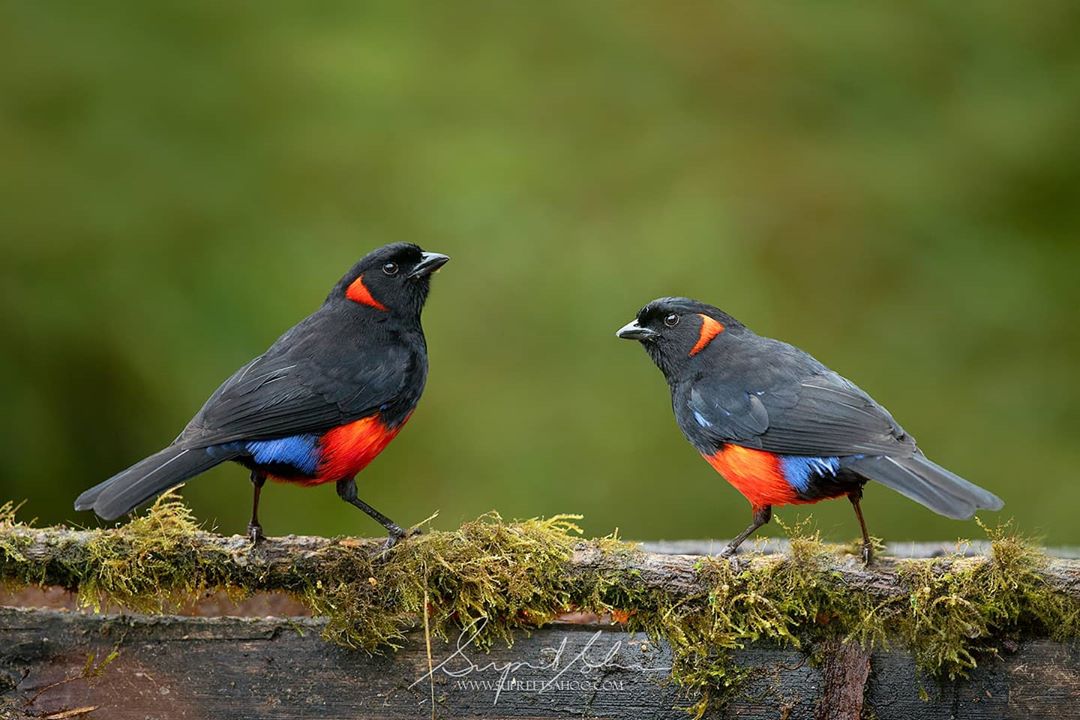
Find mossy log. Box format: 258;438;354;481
5;526;1078;606
2;500;1079;719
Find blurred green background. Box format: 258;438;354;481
2;1;1078;544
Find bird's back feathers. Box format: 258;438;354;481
665;322;1003;518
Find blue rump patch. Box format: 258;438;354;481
212;435;321;476
246;435;321;475
779;455;841;493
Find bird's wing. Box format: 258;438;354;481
176;318;417;447
686;366;913;458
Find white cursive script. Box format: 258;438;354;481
410;618;670;705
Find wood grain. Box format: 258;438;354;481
1;608;1077;720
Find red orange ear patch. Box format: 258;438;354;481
346;274;388;311
689;314;724;356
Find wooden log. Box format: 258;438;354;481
640;538;1080;559
2;523;1079;719
4;527;1079;603
1;607;1078;719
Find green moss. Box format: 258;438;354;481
592;521;887;716
72;492;235;612
0;500;35;587
2;493;222;602
0;501;19;526
897;520;1080;679
301;512;583;650
1;499;1078;716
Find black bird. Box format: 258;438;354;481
617;297;1003;563
75;243;449;547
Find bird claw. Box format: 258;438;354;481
378;526;421;555
247;523;266;546
860;543;874;566
718;546;744;572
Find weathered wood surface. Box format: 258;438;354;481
3;531;1079;719
641;539;1080;559
0;607;1077;720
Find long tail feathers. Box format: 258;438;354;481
74;446;235;521
845;454;1003;520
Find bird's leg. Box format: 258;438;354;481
247;470;267;545
848;488;873;565
720;505;772;559
336;478;414;550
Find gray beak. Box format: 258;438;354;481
616;320;659;340
408;252;451;279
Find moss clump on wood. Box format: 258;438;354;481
1;493;235;611
302;512;584;650
591;520;1079;716
77;493;234;612
1;498;1078;717
586;522;886;716
0;501;30;579
899;521;1080;678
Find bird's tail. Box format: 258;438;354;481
845;453;1004;520
74;446;235;521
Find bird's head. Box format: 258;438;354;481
331;243;450;319
616;297;745;379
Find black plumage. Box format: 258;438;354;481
75;243;449;545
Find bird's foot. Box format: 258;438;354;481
860;542;874;566
247;522;266;546
379;525;421;554
718;545;744;572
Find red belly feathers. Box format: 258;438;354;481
702;444;809;509
273;414;407;487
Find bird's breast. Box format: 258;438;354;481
312;414;409;485
703;444;856;508
240;414;409;486
702;444;802;508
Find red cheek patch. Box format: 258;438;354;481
346;274;388;311
689;314;724;356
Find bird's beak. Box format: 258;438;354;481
408;252;451;279
616;320;659;340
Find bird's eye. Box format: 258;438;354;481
664;314;680;327
382;262;399;276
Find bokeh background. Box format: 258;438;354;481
3;2;1078;544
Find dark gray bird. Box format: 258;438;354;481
617;297;1003;563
